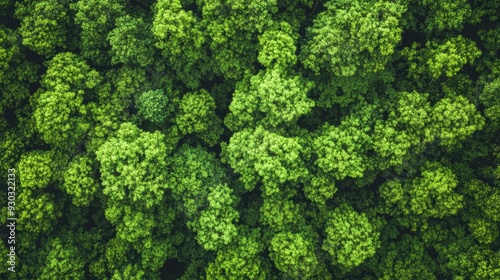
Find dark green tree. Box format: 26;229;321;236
17;0;69;56
108;15;155;67
301;0;405;77
71;0;125;65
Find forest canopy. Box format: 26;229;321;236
1;0;500;279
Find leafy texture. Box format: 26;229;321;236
3;1;500;278
269;231;319;278
323;204;380;270
227;68;314;130
222;126;308;195
176;90;223;146
18;0;69;56
302;0;405;76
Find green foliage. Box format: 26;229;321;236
380;162;463;230
84;66;149;152
167;145;240;250
176;89;223;146
372;122;413;169
96;122;168;209
168;144;226;217
403;36;481;80
40;237;85;279
376;234;437;279
90;237;134;279
192;183;239;251
96;122;171;245
206;227;269;279
200;0;278;80
260;192;303;231
302;0;405;76
322;204;380;270
0;243;10;276
136;89;173;124
62;155;98;206
480;77;500;124
108;15;155;67
33;86;91;148
18;0;69;56
484;191;500;222
152;0;207;89
257;22;297;68
33;52;100;149
478;27;500;58
40;52;101;92
303;172;337;205
0;130;25;181
408;162;463;218
111;264;147;280
18;150;54;189
226;68;314;131
222;126;308;195
17;188;61;234
431;94;485;147
461;179;500;244
314;122;372;180
421;0;472;33
427;36;481;79
384;91;434;144
71;0;125;65
467;218;498;245
0;27;18;83
3;0;500;278
436;227;500;279
269;231;319;278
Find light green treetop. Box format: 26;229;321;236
269;231;319;279
480;77;500;125
421;0;472;33
18;150;54;189
226;68;314;131
257;21;297;68
322;204;380;270
71;0;125;65
403;36;481;80
380;161;463;230
33;85;91;149
191;183;239;251
96;122;168;209
62;155;98;207
152;0;208;88
431;94;484;147
222;126;308;195
206;227;269;280
40;237;85;280
314;123;372;180
168;144;226;217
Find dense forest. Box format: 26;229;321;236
1;0;500;278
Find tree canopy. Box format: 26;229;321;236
1;0;500;278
